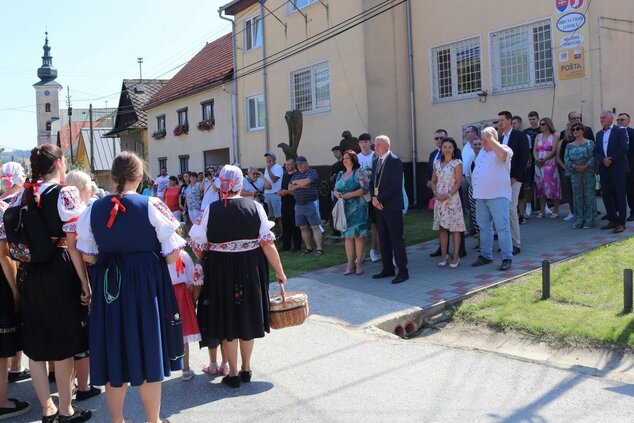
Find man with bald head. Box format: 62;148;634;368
595;110;629;233
371;135;408;284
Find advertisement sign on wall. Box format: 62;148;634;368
558;48;585;80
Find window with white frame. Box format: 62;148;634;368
201;100;214;122
244;16;262;51
290;61;330;113
490;20;553;93
179;155;189;173
177;108;188;126
158;157;167;172
156;115;166;132
431;37;481;102
246;95;265;131
287;0;318;14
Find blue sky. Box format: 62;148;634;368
0;0;231;151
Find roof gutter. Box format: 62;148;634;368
261;1;270;152
219;8;240;165
406;0;418;207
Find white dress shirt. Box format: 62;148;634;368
602;124;613;156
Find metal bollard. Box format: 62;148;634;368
624;269;633;313
541;259;550;300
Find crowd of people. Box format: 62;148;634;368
428;109;633;271
2;108;632;421
0;147;286;422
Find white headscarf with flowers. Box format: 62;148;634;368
1;162;26;188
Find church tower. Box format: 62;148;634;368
33;32;62;146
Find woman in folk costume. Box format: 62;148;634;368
76;151;185;423
189;164;287;388
3;146;92;422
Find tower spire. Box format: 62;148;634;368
37;31;57;83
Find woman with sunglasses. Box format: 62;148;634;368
564;122;597;228
533;118;561;218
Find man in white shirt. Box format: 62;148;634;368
471;127;514;271
263;151;284;231
200;168;220;211
154;167;169;198
358;133;379;262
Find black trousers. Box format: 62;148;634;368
626;171;634;215
281;204;302;250
601;170;627;226
376;209;408;273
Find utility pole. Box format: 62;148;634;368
89;104;94;174
67;86;73;164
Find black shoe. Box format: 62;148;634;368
239;370;252;383
372;270;396;279
512;247;520;255
601;214;609;220
8;369;31;383
221;375;241;388
627;215;634;222
391;272;409;284
48;372;55;383
429;248;441;257
75;385;101;401
0;398;31;420
42;412;58;423
459;249;467;258
58;407;92;423
471;256;493;267
601;222;616;230
519;216;526;225
499;259;512;271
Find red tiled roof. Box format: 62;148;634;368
145;33;233;109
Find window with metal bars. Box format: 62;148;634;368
431;37;481;103
244;15;262;51
289;61;330;113
246;95;265;131
490;19;553;93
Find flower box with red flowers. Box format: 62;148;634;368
173;124;189;136
152;130;166;140
197;119;215;131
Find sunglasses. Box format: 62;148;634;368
434;137;443;140
572;127;584;132
617;118;627;121
539;123;548;126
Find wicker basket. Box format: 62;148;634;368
269;284;309;329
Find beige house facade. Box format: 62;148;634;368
145;34;234;177
220;0;634;203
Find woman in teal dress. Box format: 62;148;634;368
564;122;597;228
334;150;369;275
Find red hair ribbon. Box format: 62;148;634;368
175;257;185;276
106;197;127;229
2;173;13;188
219;177;235;207
23;181;43;207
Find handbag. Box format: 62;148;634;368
427;197;435;210
331;198;347;232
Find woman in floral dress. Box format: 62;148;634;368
431;138;465;268
533;118;561;218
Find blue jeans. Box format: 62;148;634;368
476;197;513;260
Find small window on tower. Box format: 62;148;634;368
45;103;51;112
46;121;51;131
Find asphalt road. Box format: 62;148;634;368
8;317;634;422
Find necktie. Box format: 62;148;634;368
377;158;384;172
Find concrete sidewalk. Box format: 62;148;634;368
290;204;633;335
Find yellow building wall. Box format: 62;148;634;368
234;0;370;167
146;87;232;177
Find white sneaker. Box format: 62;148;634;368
563;213;575;221
545;206;553;215
526;204;532;216
369;249;379;262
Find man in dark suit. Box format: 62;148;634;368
595;110;629;233
497;111;530;255
426;130;466;258
371;135;408;284
617;113;634;221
